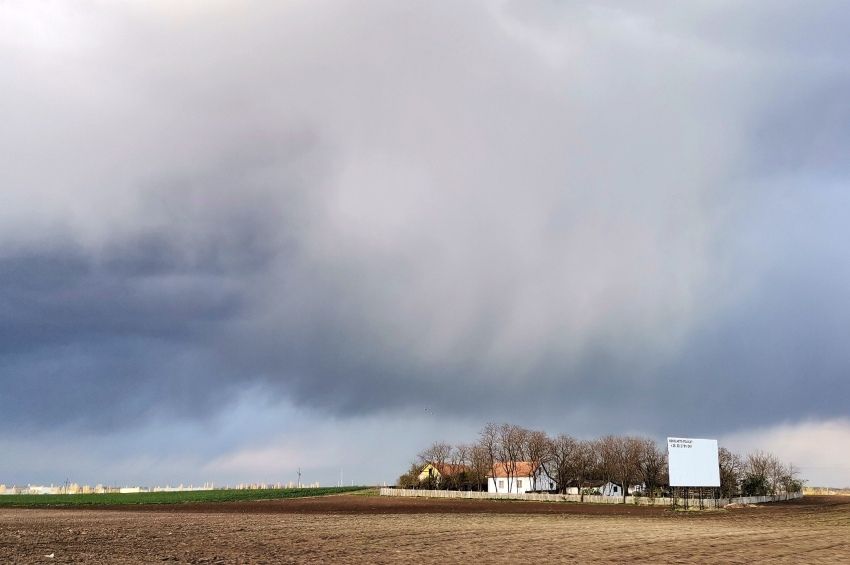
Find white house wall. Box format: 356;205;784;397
488;475;553;493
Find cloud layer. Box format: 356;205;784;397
2;1;849;484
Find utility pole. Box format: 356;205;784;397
297;468;302;488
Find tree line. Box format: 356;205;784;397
397;423;802;501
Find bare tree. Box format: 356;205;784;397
779;462;802;497
574;440;599;501
469;444;491;491
718;447;743;498
742;451;773;496
636;438;666;498
544;434;578;493
479;423;500;492
450;443;472;490
598;435;643;503
522;430;551;491
456;442;471;461
766;454;785;496
418;441;452;467
497;423;528;493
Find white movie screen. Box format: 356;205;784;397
667;437;721;487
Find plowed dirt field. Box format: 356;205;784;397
1;494;847;563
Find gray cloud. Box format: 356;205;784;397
1;0;850;454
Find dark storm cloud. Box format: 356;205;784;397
0;239;252;430
1;245;233;351
1;0;850;442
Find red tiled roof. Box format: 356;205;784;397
487;461;537;478
424;463;470;477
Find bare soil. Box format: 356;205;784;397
0;494;847;563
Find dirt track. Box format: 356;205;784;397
1;494;848;563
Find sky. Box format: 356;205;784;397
1;1;849;488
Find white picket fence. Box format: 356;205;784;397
379;487;803;507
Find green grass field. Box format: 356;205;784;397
0;486;369;507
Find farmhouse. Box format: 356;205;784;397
417;463;469;485
488;462;553;493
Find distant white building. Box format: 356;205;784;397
25;485;61;495
564;480;623;497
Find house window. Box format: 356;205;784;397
550;482;554;490
613;486;618;493
517;479;523;488
498;480;504;489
